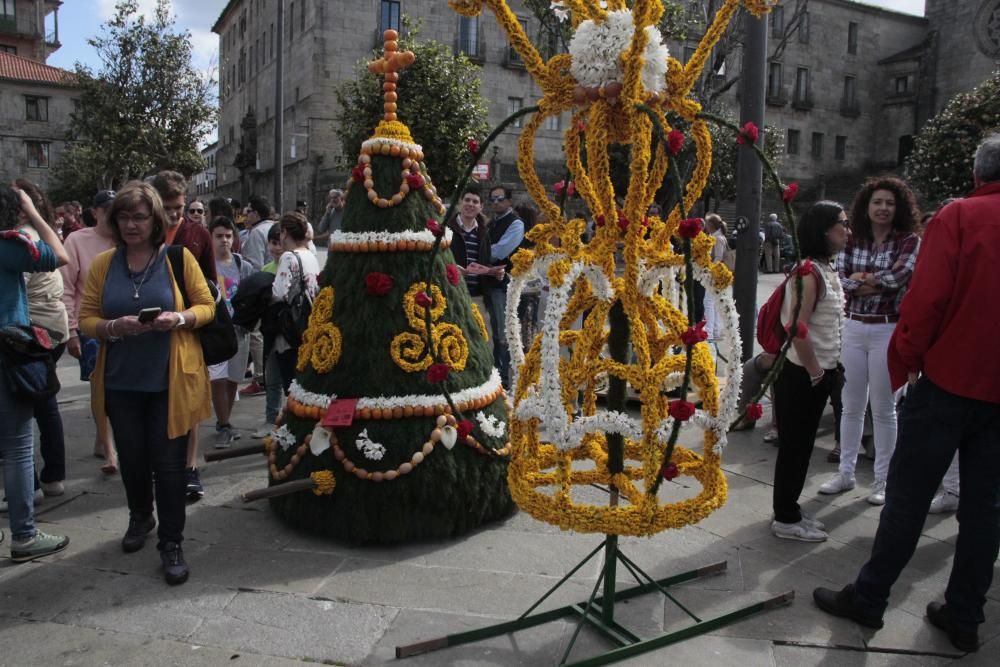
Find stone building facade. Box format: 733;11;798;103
206;1;999;211
0;0;62;63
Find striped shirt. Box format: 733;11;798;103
458;225;481;296
836;230;920;316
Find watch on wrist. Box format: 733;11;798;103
175;312;187;329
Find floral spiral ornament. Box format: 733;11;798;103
391;281;469;374
297;287;343;373
460;0;772;536
432;323;469;371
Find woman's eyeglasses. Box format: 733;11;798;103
118;213;152;224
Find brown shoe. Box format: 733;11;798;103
827;445;841;463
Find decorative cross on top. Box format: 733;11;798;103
367;29;416;122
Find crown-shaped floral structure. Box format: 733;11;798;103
448;0;778;537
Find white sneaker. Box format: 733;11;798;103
41;481;65;497
771;519;828;542
929;491;959;514
770;510;826;531
252;423;274;439
819;472;856;495
867;479;887;505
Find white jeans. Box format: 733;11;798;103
839;319;897;481
942;453;960;495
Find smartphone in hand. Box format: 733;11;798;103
138;307;162;323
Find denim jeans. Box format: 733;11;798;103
853;377;1000;631
105;389;189;549
0;363;37;541
772;361;836;524
264;350;282;424
482;285;511;387
33;342;66;483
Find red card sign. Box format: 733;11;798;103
322;399;359;428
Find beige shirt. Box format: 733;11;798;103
22;225;69;342
781;261;844;370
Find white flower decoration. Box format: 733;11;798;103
550;1;569;22
356;428;386;461
272;425;297;452
476;412;507;438
568;9;668;93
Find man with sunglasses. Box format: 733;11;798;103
483;186;525;388
186;201;206;228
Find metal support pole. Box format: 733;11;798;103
733;7;767;362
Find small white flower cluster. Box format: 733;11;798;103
550;0;569;22
355;428;386;461
328;227;452;247
272;424;297;452
568;9;668;93
476;412;507;438
289;380;336;409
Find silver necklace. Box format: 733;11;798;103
128;249;157;300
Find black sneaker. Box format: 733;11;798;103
813;584;884;629
186;468;204;502
121;514;156;553
160;542;189;585
927;601;979;652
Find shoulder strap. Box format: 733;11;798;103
167;245;190;309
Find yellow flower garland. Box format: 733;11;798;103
457;0;772;536
297;287;343;373
391;281;470;373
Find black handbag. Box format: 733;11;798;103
167;246;239;365
0;324;60;401
277;251;313;348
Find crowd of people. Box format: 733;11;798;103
2;135;996;647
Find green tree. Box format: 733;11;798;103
906;70;1000;205
334;29;489;198
49;0;216;203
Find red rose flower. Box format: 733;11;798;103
617;212;630;233
680;320;709;346
782;182;799;203
668;399;696;421
351;165;365;182
414;291;433;308
594;214;607;228
406;172;425;190
576;121;586;131
467;138;479;155
786;320;809;339
660;462;679;481
425;218;443;237
677;217;704;239
426;363;451;383
666;129;685;156
746;402;764;422
797;259;815;277
365;272;394;296
736;121;759;146
445;263;460;286
457;419;474;441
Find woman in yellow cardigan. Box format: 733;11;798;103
80;182;214;585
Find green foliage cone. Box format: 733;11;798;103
268;148;514;544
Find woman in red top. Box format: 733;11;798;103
819;177;920;505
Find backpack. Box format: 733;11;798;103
755;263;823;354
721;237;736;271
277;251;313;348
167;246;239;365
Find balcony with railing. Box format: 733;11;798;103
0;13;35;36
454;31;484;63
792;89;814;110
839;98;861;118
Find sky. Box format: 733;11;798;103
48;0;927;74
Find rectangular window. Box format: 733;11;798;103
271;24;275;58
835;135;847;160
767;62;783;99
847;22;858;55
682;46;696;64
895;75;909;94
289;2;294;40
811;132;823;159
544;114;560;131
0;45;16;54
26;141;49;168
508;97;523;128
458;16;479;57
1;0;15;20
770;5;784;37
25;96;48;122
301;1;306;32
798;11;809;44
794;67;810;104
249;45;254;75
380;0;401;33
229;126;235;144
507;17;528;65
787;129;800;155
843;75;856;106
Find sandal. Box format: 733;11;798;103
101;461;118;475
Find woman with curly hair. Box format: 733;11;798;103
819;177;921;505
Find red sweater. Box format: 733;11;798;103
888;181;1000;403
171;219;217;283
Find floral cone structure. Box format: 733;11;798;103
267;32;513;543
